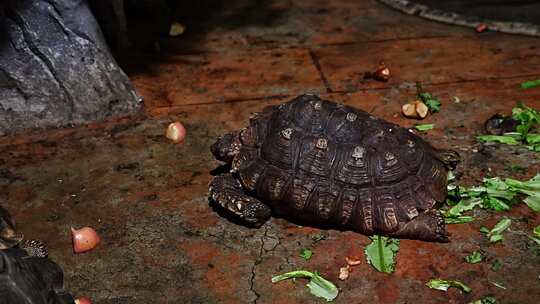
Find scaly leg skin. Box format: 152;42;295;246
389;210;449;242
209;174;271;227
19;239;48;258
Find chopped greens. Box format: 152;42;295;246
477;135;519;145
521;79;540;89
484;218;512;243
520;79;540;89
469;296;497;304
271;270;338;302
300;249;313;260
490;259;502;271
414;124;435;132
464;251;484;264
445;215;475;224
365;235;400;273
416;82;441;113
529;225;540;246
478;102;540;150
426;279;472;293
513;102;540;135
505;174;540;212
491;282;506;289
424;98;441;113
443;173;540;224
444;198;482;217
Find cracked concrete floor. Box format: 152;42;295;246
1;0;540;303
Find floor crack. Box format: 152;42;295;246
249;225;270;304
309;49;333;93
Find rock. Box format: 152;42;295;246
0;0;141;135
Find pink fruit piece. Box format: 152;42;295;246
71;227;100;254
166;122;187;143
75;297;92;304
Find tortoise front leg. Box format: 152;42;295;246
209;174;271;227
20;239;48;258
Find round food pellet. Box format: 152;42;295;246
166;122;186;143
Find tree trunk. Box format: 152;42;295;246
0;0;141;135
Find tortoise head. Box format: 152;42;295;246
0;206;23;250
436;149;460;170
211;132;242;163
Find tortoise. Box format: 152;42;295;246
209;94;459;242
1;205;48;257
1;205;74;303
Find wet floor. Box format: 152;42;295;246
1;0;540;303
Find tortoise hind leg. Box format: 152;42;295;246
389;210;449;242
209;173;271;227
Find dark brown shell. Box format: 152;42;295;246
234;94;449;235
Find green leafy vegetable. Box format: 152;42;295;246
505;173;540;212
464;251;484;264
512;102;540;133
426;279;472;293
300;249;313;260
485;218;512;243
416;82;441;113
527;144;540;152
469;296;497;304
443;174;540;222
524;194;540;212
529;225;540;246
414;124;435;132
271;270;338;302
520;79;540;89
445;198;482;217
478;102;540;150
490;259;502;271
365;235;400;273
526;133;540;144
477;135;519;145
445;215;475;224
424;97;441;113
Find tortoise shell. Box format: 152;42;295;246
210;94;459;242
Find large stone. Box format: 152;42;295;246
0;0;141;135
